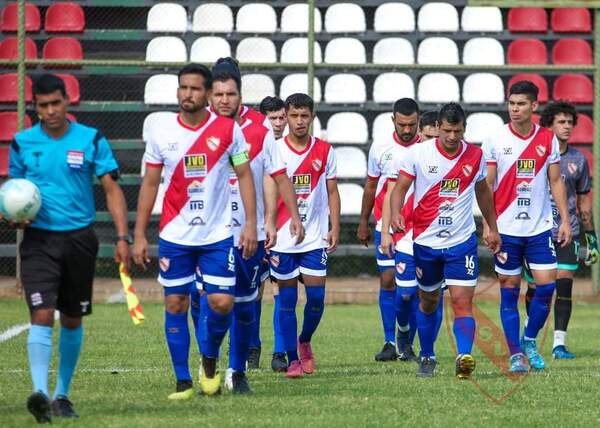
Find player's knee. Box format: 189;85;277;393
208;295;234;315
498;275;520;288
380;270;395;290
556;277;573;299
164;295;189;314
450;295;472;318
419;290;440;314
30;308;54;326
60;313;82;329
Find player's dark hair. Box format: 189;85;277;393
259;96;285;114
509;80;539;102
419;110;438;130
178;63;213;90
393;98;419;116
540;100;578;127
33;74;66;98
285;93;314;113
438;102;466;126
211;57;241;92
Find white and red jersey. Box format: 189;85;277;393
368;133;421;231
482;123;560;237
398;139;486;249
271;136;337;253
143;111;248;246
240;105;272;130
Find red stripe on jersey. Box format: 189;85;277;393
242;120;268;161
494;127;553;217
373;179;388;222
413;144;483;240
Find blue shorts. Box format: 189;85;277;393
413;233;478;292
394;250;417;287
495;229;557;276
158;236;236;296
269;248;328;280
233;241;269;303
374;230;395;273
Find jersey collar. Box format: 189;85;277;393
435;138;463;160
508;122;537;140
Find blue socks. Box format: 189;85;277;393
229;302;254;372
164;311;191;381
416;307;437;358
27;325;53;396
524;283;556;340
201;303;232;359
379;288;396;343
250;299;262;349
54;326;83;399
299;286;325;343
500;287;521;355
190;288;203;353
453;316;475;355
395;286;417;338
434;290;444;341
278;286;299;362
273;295;285;354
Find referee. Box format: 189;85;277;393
7;74;131;423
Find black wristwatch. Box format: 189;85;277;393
117;234;133;245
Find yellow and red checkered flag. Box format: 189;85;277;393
119;263;146;325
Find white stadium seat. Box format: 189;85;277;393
461;6;503;32
190;37;231;63
465;112;504;143
192;4;233;33
463;73;505;104
374;3;415;33
417;37;459;65
280;38;322;63
326;112;368;144
324;38;366;64
147;3;188;33
281;4;322;33
418;2;459;32
372;112;393;143
335;147;367;179
236;37;277;63
339;183;364;215
324;74;366;104
418;73;460;103
373;73;415;103
325;3;366;33
279;73;322;102
241;74;275;104
144;74;178;105
462;38;505;65
146;37;187;62
236;3;277;33
373;38;414;64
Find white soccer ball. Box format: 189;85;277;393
0;178;41;222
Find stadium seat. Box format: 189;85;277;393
551;8;591;33
236;3;277;33
147;3;188;33
462;38;504;65
418;73;460;103
281;4;322;33
280;38;322;64
461;7;503;32
508;8;548;32
0;73;33;103
418;3;459;32
145;37;187;63
236;38;276;64
571;114;594;144
552;74;593;104
192;4;233;33
241;74;275;104
53;74;80;105
1;2;41;32
463;73;504;104
324;74;366;104
45;2;85;33
42;37;83;68
339;183;363;215
335;147;367;178
507;39;547;64
142;111;177;142
532;113;541;124
0;37;37;66
324;38;366;64
144;74;178;105
0;145;9;176
507;73;549;103
279;73;322;102
465;113;504;143
552;39;592;65
65;112;77;122
417;37;459;65
324;3;366;33
372;112;393;142
0;111;32;142
190;37;230;63
373;73;415;104
326;112;368;144
374;3;415;33
373;38;414;65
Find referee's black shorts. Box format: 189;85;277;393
20;226;99;317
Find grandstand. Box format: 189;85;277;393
0;1;597;279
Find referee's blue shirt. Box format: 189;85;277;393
9;121;119;231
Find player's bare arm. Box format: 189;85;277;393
133;165;162;268
380;180;395;258
577;191;598;265
357;177;377;246
548;163;572;246
326;178;341;254
234;161;258;259
272;172;305;245
390;174;412;233
263;174;278;250
475;179;501;254
101;173;131;270
482;163;497;236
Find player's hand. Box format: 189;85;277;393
264;222;277;250
133;235;150;270
557;221;572;248
4;218;31;229
239;222;258;259
290;217;305;245
379;231;394;258
356;220;371;247
484;229;502;254
114;240;131;273
584;230;599;266
326;229;339;254
391;213;405;233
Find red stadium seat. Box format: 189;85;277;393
507;74;548;103
552;39;592;65
0;37;38;67
552;74;593;104
571;114;594;144
0;111;32;142
551;8;592;33
42;37;83;68
532;114;541;125
54;73;80;104
1;2;41;32
0;145;9;176
507;39;547;64
45;2;85;33
508;8;547;33
66;113;77;122
0;73;33;103
579;148;594;176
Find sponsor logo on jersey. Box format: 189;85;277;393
503;147;512;155
496;252;508;264
517;198;530;207
439;178;460;197
312;159;322;172
462;164;473;177
439;200;454;212
383;152;393;161
516;181;532;195
396;262;406;274
184;154;207;178
167;142;178;151
428;165;438;174
536;145;546;157
207;136;220;151
189;200;204;211
189;216;206;226
187;180;204;196
270;255;280;267
436;229;451;238
293;174;311;195
568;162;578;175
159;257;170;272
515;211;531;220
516;159;535;178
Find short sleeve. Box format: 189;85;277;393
548;135;560;164
481;136;497;165
367;143;381;178
326;145;337;180
264;132;286;177
476;151;488;182
577;153;592;194
93;133;119;177
397;145;416;180
228;122;249;167
142;125;163;167
8;139;25;178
